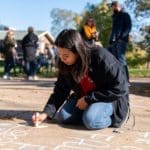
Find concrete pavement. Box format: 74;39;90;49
0;77;149;150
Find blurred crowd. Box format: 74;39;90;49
0;27;57;80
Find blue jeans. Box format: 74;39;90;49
56;98;113;130
4;58;16;75
24;60;37;76
109;40;129;81
109;40;127;66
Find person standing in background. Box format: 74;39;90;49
3;30;18;80
108;1;132;82
81;17;99;47
22;26;39;80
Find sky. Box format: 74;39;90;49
0;0;125;31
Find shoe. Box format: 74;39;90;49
33;75;38;80
28;76;33;80
3;74;10;80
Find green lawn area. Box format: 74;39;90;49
0;60;150;78
0;60;57;78
129;68;150;77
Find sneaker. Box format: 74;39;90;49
33;75;38;80
3;74;10;80
28;76;33;80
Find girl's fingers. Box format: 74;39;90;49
32;112;48;126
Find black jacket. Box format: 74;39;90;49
22;33;38;61
44;47;129;128
109;10;132;43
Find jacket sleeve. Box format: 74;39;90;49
43;74;71;118
120;13;132;40
9;39;16;47
85;50;128;104
22;36;26;50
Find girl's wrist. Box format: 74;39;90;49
41;113;48;120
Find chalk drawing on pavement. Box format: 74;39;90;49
0;122;47;150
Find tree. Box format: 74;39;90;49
138;26;150;68
50;8;77;37
125;0;150;67
125;0;150;36
125;0;150;17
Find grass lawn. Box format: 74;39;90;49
0;60;150;78
129;68;150;78
0;60;57;78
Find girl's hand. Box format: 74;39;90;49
32;112;48;126
76;97;88;110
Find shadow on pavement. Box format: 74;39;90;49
0;110;34;121
58;123;88;131
130;81;150;97
0;78;55;89
0;110;86;130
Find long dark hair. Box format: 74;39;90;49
85;17;96;27
55;29;90;82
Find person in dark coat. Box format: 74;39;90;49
32;29;129;130
22;26;39;80
3;30;18;79
108;1;132;82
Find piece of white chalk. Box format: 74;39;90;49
35;112;40;127
35;125;48;128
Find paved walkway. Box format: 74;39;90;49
0;77;149;150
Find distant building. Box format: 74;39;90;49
0;24;9;30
